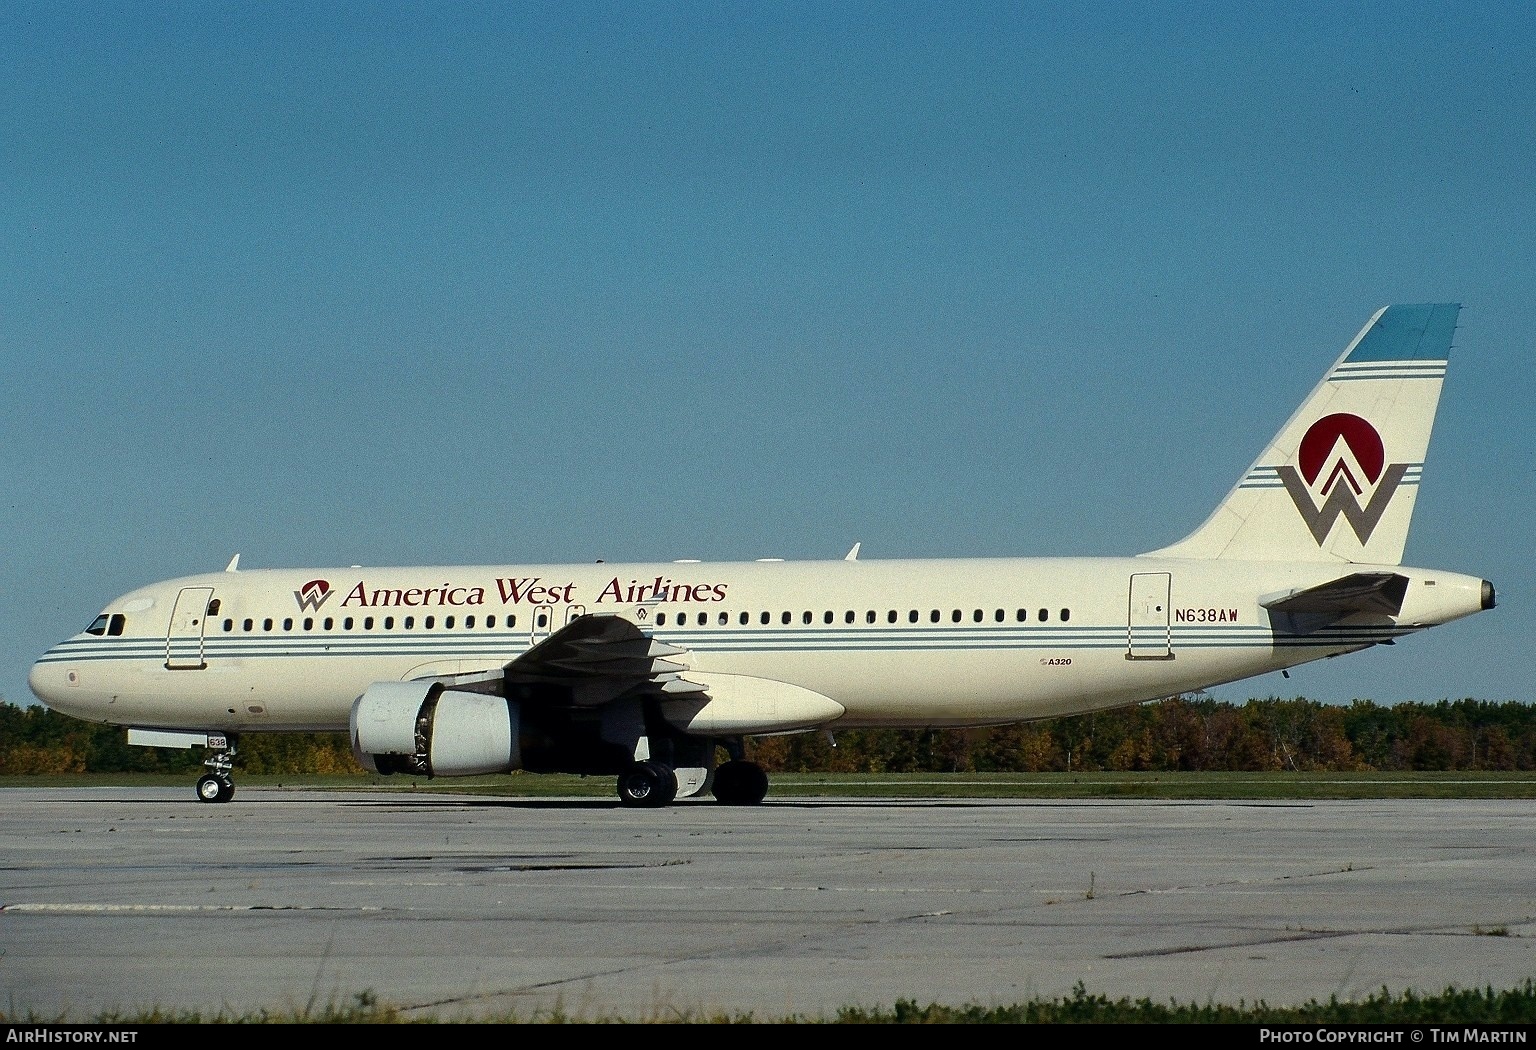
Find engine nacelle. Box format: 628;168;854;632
350;680;521;777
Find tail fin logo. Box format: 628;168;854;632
295;579;333;612
1277;413;1410;546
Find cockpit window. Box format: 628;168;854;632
85;614;126;637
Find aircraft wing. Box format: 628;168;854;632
1260;572;1410;619
446;609;706;707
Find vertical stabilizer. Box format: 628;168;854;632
1144;304;1460;564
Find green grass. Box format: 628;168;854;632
9;769;1536;799
6;981;1536;1024
751;770;1536;800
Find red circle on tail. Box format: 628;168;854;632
1298;413;1384;485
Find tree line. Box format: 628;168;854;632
3;695;1533;777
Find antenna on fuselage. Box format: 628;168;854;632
844;543;861;561
224;554;241;573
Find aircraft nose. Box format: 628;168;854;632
28;657;66;705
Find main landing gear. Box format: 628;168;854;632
712;760;769;805
615;758;770;807
194;736;237;803
617;760;679;807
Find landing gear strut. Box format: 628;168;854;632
194;736;237;803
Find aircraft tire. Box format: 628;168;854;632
617;761;677;808
712;761;769;805
196;774;234;804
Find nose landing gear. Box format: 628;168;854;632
194;735;237;803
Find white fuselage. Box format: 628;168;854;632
29;555;1490;735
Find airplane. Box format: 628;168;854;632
28;304;1495;807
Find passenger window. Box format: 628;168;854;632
740;611;750;625
283;618;293;631
444;616;454;629
823;611;833;624
845;610;855;624
866;610;876;624
888;610;897;623
930;610;940;623
384;616;394;629
1061;608;1071;622
222;619;233;632
951;609;962;623
263;618;273;631
324;617;334;630
994;609;1004;622
343;617;353;630
424;616;435;630
243;618;254;632
973;609;983;622
465;615;475;628
303;617;313;631
1039;608;1049;622
908;610;918;623
364;616;374;630
1017;608;1027;621
782;611;792;625
657;613;668;626
802;611;813;625
719;611;729;625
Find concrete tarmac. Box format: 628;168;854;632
1;787;1533;1021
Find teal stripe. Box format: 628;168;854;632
1343;304;1459;363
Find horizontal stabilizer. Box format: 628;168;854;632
1260;572;1410;616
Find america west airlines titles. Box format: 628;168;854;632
295;575;731;612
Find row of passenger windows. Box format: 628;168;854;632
216;606;1073;633
656;607;1072;626
222;613;517;633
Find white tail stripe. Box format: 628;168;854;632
1239;464;1423;490
1334;361;1447;382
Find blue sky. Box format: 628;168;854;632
3;2;1532;714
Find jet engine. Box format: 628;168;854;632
350;680;520;777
